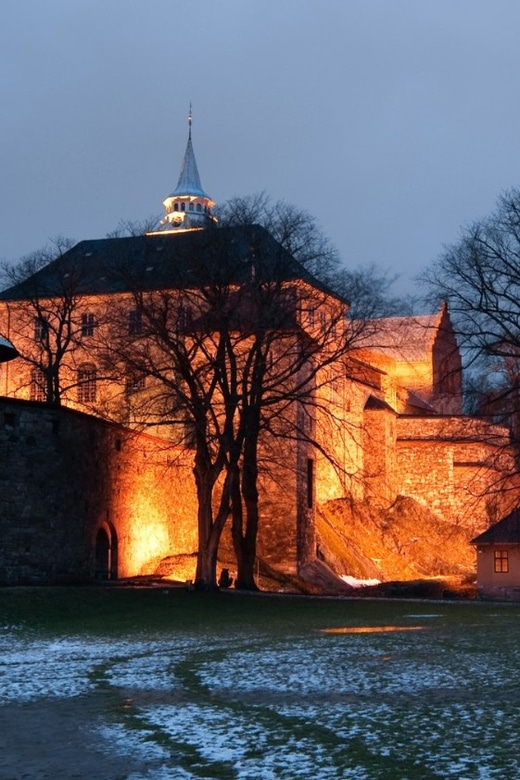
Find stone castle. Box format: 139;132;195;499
0;115;514;586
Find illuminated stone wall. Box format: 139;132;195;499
395;416;515;532
0;398;198;585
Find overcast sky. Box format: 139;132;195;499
2;0;520;296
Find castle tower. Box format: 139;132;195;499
155;108;217;233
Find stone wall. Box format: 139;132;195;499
0;398;198;584
395;416;515;532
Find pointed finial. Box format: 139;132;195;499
188;102;192;140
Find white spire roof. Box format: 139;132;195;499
167;109;212;200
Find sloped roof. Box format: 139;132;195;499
0;225;344;302
167;134;211;200
352;309;445;363
471;509;520;545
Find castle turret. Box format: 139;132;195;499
156;108;216;233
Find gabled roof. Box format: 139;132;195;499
0;225;344;302
352;306;449;363
471;509;520;545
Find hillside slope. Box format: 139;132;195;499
316;495;475;584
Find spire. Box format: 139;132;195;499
153;106;217;233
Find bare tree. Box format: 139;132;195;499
0;237;88;405
422;188;520;441
102;224;355;590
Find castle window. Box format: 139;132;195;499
30;368;45;402
196;203;202;212
125;372;145;396
77;363;97;403
306;458;314;509
177;304;192;331
81;313;96;337
494;549;509;573
128;310;142;336
34;316;48;342
320;311;327;331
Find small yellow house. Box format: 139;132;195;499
471;509;520;600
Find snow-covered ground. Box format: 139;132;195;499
1;610;520;779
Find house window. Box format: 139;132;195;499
306;458;314;509
494;549;509;573
34;316;48;342
125;372;145;396
30;368;45;402
128;310;142;336
81;313;96;337
77;363;97;403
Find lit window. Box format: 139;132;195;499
81;313;96;337
30;368;45;402
128;310;142;336
494;549;509;573
34;316;48;342
77;363;97;403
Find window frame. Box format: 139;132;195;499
494;549;509;574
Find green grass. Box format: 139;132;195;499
1;583;519;637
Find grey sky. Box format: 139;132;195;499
2;0;520;296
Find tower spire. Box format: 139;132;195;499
153;107;217;233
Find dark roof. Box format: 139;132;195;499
471;509;520;545
0;225;343;302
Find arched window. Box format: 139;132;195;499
196;203;202;212
189;203;194;211
174;203;179;211
30;368;45;402
181;202;186;212
77;363;97;403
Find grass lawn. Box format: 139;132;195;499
1;586;520;779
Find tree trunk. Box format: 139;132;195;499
231;435;260;591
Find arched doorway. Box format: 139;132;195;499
94;523;118;580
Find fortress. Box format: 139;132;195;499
0;116;514;587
